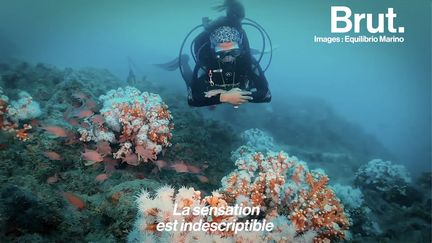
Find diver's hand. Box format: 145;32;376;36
204;89;226;98
220;88;252;105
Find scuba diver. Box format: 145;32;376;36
127;56;148;86
126;57;137;86
156;0;272;107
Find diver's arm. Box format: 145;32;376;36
187;75;222;107
247;62;272;103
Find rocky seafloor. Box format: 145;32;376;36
0;62;430;242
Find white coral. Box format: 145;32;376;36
7;91;41;122
240;128;277;152
355;159;412;191
332;184;364;209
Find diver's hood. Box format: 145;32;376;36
178;14;273;83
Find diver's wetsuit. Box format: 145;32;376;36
187;56;271;107
187;20;272;107
156;1;272;107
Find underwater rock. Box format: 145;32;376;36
353;157;425;232
0;185;62;236
262;99;391;162
348;207;383;237
0;63;11;72
349;160;431;241
1;71;21;89
384;186;422;207
355;158;411;194
0;62;64;96
240;128;278;153
62;67;121;96
417;171;432;191
92;179;163;240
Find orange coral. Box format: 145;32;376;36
291;165;304;185
146;223;159;232
220;151;350;242
130;151;350;242
289;172;349;242
15;124;32;141
146;208;159;217
155;105;171;120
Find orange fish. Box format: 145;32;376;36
43;126;68;137
67;118;80;126
85;100;98;111
44;151;62;161
91;115;104;126
63;192;85;210
79;122;90;129
82;149;103;165
135;145;155;162
123;153;139;166
154;160;168;170
196;175;209;183
75;110;94;118
96;141;111;156
95;173;109;182
187;165;201;174
170;161;189;173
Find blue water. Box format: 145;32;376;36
0;1;431;242
1;0;429;175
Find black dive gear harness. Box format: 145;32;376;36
207;59;239;89
178;17;273;85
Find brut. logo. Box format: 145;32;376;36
331;6;405;33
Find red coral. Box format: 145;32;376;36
289;172;350;242
135;145;156;162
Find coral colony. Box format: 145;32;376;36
78;86;174;166
128;146;350;243
0;88;41;141
1;77;425;242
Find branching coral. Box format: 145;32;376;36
128;186;318;243
129;147;350;243
0;88;40;141
289;173;349;242
222;150;349;242
78;86;174;165
6;91;42;122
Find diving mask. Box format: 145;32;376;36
215;42;242;59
